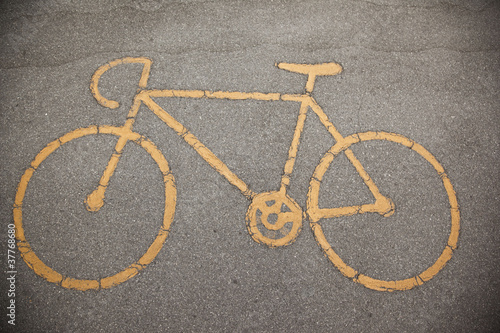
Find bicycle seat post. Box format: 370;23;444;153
304;73;318;94
276;62;343;94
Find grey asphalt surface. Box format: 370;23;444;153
1;0;499;332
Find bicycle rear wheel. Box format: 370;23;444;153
306;131;459;291
13;125;176;290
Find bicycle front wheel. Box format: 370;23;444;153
306;131;459;291
13;125;176;290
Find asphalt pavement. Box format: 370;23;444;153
1;0;499;332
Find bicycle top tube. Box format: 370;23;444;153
90;57;342;109
142;89;310;104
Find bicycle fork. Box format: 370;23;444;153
84;93;146;212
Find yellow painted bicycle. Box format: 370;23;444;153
14;57;459;291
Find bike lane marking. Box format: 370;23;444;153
14;57;459;292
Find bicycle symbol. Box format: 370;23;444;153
13;57;460;291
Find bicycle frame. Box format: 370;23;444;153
86;57;394;220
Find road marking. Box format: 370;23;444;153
14;57;459;291
15;126;176;291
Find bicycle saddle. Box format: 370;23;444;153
276;62;342;76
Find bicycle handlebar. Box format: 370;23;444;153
90;57;152;109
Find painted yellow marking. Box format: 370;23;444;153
15;57;459;292
307;131;460;291
280;101;308;191
146;89;281;101
85;130;133;212
245;191;303;247
90;57;152;109
14;126;176;291
205;90;281;101
277;62;342;93
147;89;206;99
140;93;256;200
